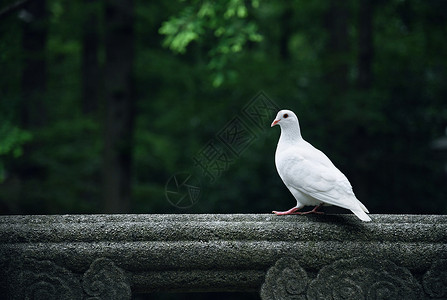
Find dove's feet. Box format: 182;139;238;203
272;205;324;215
299;210;324;215
300;204;324;215
272;207;302;215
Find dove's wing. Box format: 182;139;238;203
278;144;363;212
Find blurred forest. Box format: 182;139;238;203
1;0;447;218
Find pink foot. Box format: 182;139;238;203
272;204;324;216
299;204;324;215
299;210;324;215
272;207;302;215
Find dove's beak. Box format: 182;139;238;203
271;119;280;127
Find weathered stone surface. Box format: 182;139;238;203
0;214;446;298
83;257;131;299
260;257;308;300
307;257;423;299
260;256;426;300
423;259;447;298
9;258;82;300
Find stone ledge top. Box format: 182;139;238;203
1;214;446;244
1;213;447;224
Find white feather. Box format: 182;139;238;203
272;109;371;222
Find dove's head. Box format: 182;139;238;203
271;109;298;128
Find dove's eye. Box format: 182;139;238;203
283;114;288;118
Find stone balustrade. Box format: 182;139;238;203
0;214;446;299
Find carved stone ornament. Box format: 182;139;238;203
306;257;424;300
260;257;308;300
9;258;82;300
82;257;131;300
7;257;131;299
261;257;425;300
423;259;447;298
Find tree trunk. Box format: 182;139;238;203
325;0;350;94
357;0;374;89
279;6;292;60
102;0;135;213
20;0;47;128
81;0;100;114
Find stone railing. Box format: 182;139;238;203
0;214;446;299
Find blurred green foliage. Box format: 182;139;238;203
0;0;446;216
0;123;32;182
159;0;262;86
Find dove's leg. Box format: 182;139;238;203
299;204;324;215
272;206;303;215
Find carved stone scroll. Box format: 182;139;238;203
307;257;423;300
260;257;308;300
423;259;447;298
9;258;82;300
83;257;131;300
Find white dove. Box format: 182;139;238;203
271;109;371;222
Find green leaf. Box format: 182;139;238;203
212;73;224;87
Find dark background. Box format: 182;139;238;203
0;0;446;298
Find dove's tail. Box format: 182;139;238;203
358;201;369;213
351;207;372;222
